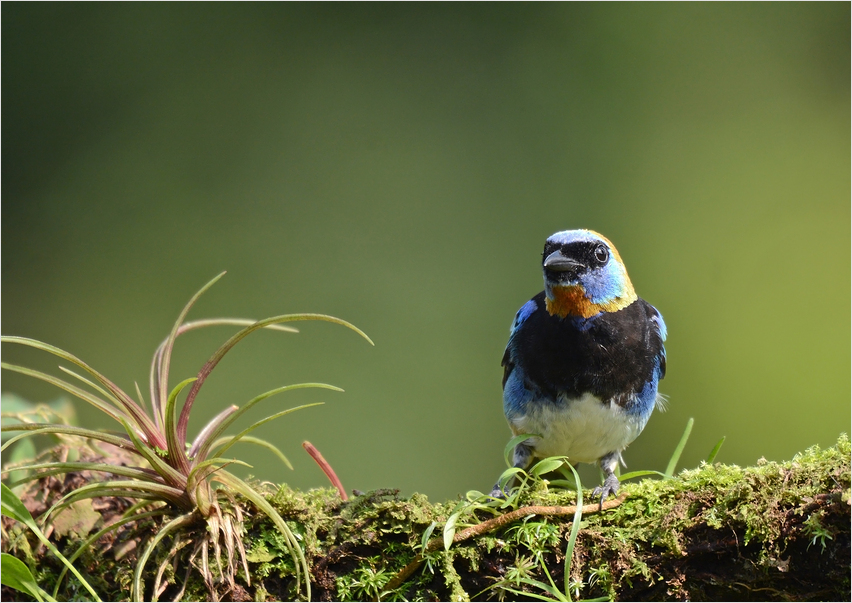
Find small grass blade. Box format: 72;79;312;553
2;483;102;601
540;561;570;602
618;469;667;481
561;462;584;602
133;381;146;408
504;433;539;468
496;579;568;602
706;436;726;464
664;417;694;478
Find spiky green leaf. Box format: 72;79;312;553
192;385;337;463
149;318;299;430
156;272;226;439
2;461;162;488
0;337;163;449
1;362;129;425
118;418;187;491
213;402;325;459
163;377;197;473
178;313;371;445
208;435;293;470
1;424;138;455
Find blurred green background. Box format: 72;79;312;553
2;3;849;502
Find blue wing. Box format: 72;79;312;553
501;298;541;419
648;304;667;380
501;298;537;388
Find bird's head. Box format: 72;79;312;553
541;229;637;319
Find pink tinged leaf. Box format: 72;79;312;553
156;272;227;467
2;462;165;488
118;418;188;492
188;405;239;460
2;362;131;426
1;424;139;455
302;441;348;501
149;317;297;433
0;337;165;450
163;377;198;476
190;384;339;465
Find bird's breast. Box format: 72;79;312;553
509;392;649;463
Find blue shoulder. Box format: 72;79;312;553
510;298;538;337
501;296;541;392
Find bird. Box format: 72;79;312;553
491;229;667;504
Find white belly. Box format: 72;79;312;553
508;392;646;463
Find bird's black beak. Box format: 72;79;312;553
543;250;583;272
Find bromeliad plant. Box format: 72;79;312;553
0;272;372;601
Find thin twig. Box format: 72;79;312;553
382;493;627;596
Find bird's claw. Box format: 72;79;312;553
490;483;509;499
591;473;620;509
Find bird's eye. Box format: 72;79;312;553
594;245;609;264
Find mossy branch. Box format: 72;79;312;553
384;494;628;593
2;436;849;602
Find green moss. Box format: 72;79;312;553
3;435;849;601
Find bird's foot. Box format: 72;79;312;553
490;440;534;499
490;484;507;499
591;473;620;508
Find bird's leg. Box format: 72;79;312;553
490;440;534;498
592;451;622;508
